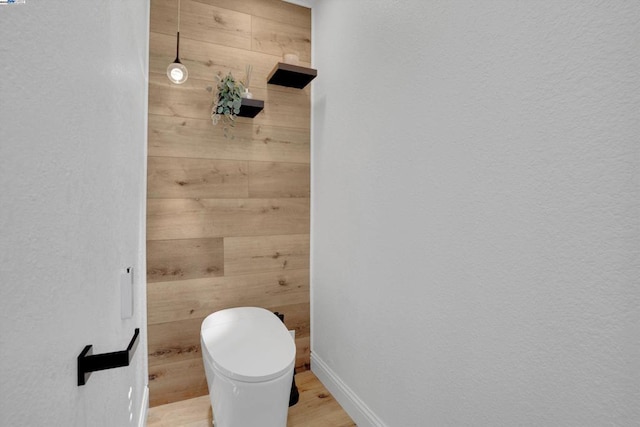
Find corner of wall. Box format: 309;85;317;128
311;354;387;427
282;0;314;9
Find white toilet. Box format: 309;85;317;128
200;307;296;427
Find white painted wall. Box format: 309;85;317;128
0;1;149;426
282;0;314;9
311;1;640;426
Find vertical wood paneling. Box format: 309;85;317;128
147;0;311;407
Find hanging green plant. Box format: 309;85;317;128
210;72;244;137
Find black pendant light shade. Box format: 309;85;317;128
167;0;188;84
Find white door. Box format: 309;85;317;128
0;1;150;426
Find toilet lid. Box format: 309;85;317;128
200;307;296;383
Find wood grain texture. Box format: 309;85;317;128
148;395;214;427
147;238;224;283
148;115;310;164
148;156;248;199
148;317;203;366
147;269;310;325
224;234;310;276
287;370;356;427
191;0;311;29
147;197;309;240
147;371;356;426
151;0;252;49
147;0;311;406
148;73;310;129
149;32;311;93
147;72;215;120
149;357;209;407
252;16;311;63
295;335;310;371
148;302;309;367
249;161;310;198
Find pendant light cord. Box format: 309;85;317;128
175;0;181;63
167;0;188;83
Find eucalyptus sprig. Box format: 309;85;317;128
210;72;244;137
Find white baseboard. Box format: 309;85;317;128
138;385;149;427
311;354;388;427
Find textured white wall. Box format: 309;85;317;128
311;1;640;426
0;1;149;426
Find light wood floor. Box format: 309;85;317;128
147;370;356;427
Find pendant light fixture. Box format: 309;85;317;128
167;0;188;84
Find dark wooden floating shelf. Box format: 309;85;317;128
267;62;317;89
238;98;264;118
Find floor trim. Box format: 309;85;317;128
138;385;149;427
311;354;387;427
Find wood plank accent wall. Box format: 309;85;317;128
147;0;311;407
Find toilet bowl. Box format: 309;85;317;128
200;307;296;427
